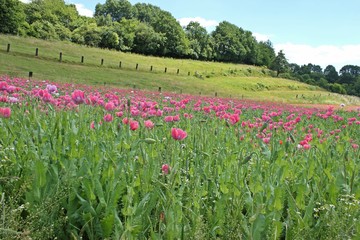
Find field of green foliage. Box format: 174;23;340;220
0;76;359;239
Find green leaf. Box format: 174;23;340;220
274;187;283;211
252;214;266;240
101;214;115;238
220;184;229;194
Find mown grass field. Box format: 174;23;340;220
0;34;359;106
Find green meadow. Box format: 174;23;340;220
1;34;359;105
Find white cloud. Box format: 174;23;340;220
178;17;219;31
253;33;271;42
19;0;31;3
275;43;360;71
74;3;93;18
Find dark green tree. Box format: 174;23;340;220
324;65;338;83
338;65;360;84
270;50;289;76
99;29;120;49
185;21;212;60
242;30;258;65
0;0;26;34
112;18;138;51
212;21;248;63
28;20;58;40
152;10;189;57
329;83;347;94
256;40;276;67
132;22;165;55
133;3;161;24
289;63;301;74
95;0;133;22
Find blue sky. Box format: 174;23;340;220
20;0;360;70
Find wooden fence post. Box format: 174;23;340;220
119;61;122;68
136;63;139;70
35;48;38;56
81;56;84;63
164;67;167;73
7;44;10;52
177;69;179;74
158;87;162;92
59;52;62;62
101;59;104;65
150;66;153;71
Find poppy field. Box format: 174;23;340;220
0;75;359;239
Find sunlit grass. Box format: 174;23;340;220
1;34;359;105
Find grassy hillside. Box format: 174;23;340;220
1;34;359;105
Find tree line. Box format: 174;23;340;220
1;0;359;97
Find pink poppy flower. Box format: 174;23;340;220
162;164;170;175
171;128;187;140
0;81;8;91
42;91;52;102
303;144;311;150
144;120;154;129
46;84;57;94
0;107;11;118
122;117;130;125
173;115;180;121
130;120;139;131
263;137;270;144
71;90;85;104
105;101;115;111
164;116;174;122
103;114;113;122
116;111;123;117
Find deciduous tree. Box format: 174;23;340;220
0;0;26;34
270;50;289;76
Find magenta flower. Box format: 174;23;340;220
122;117;130;125
162;164;170;175
144;120;155;129
303;144;311;150
46;84;57;94
130;120;139;131
42;91;52;102
8;97;19;103
115;111;123;117
0;107;11;118
164;116;174;122
71;90;85;104
262;137;270;144
0;81;8;91
103;114;113;122
105;101;115;111
171;128;187;140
